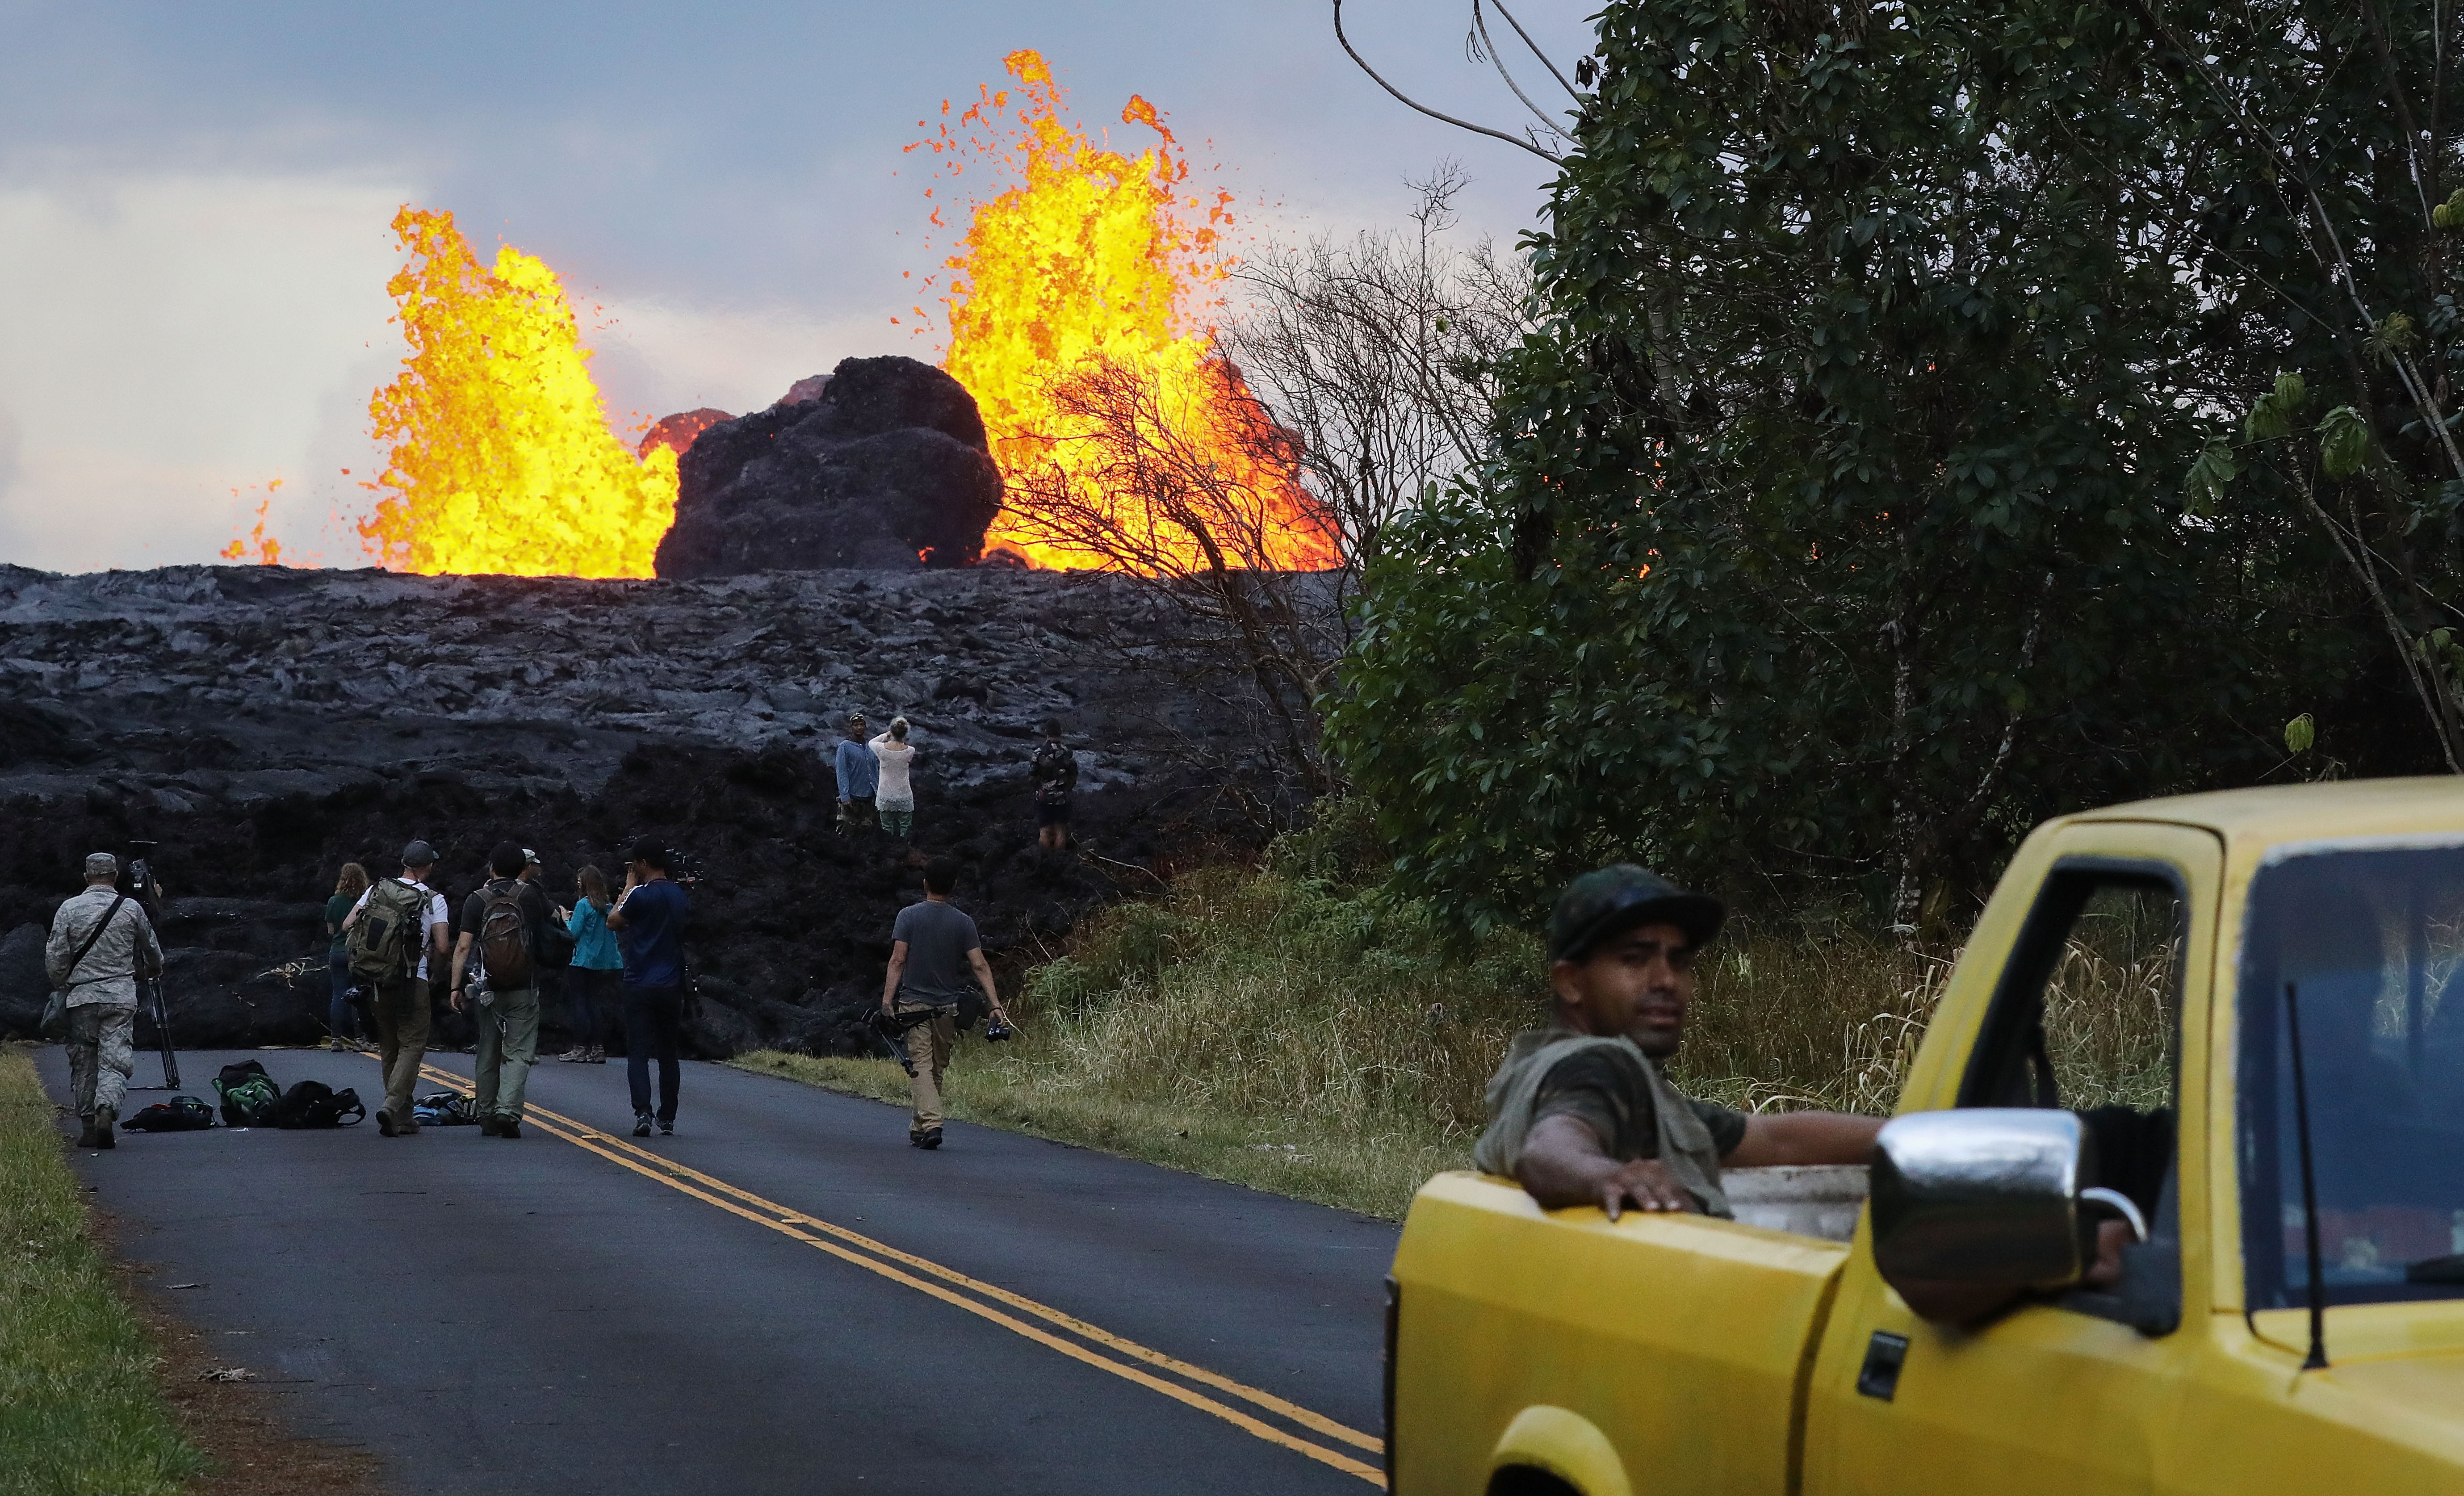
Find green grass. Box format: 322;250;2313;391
0;1045;201;1496
738;822;2171;1219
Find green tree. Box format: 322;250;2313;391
1332;0;2424;942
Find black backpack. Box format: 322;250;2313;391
270;1081;367;1129
122;1095;216;1132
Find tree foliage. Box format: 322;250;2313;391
1333;0;2456;941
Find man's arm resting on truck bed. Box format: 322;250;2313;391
1515;1113;1701;1219
1721;1111;1884;1169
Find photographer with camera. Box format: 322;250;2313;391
45;852;164;1149
880;855;1010;1151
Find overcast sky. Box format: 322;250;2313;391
0;1;1591;573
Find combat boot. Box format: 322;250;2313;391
76;1115;99;1148
94;1108;116;1149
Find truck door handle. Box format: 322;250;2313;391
1856;1331;1909;1401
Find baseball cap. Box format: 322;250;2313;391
1548;865;1725;963
84;852;119;880
401;840;437;868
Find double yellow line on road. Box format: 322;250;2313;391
415;1064;1385;1486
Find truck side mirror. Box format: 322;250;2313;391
1869;1109;2146;1323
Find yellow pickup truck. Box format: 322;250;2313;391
1387;780;2464;1493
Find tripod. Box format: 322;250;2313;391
125;842;180;1090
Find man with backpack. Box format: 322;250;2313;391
447;842;557;1139
879;856;1009;1151
46;852;164;1149
606;838;688;1137
1031;719;1078;851
342;841;452;1137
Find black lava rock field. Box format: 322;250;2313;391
0;562;1279;1059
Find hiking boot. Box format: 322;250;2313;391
76;1116;99;1148
633;1113;654;1138
556;1048;584;1063
498;1120;521;1140
377;1110;398;1137
657;1118;674;1136
478;1115;502;1137
911;1127;943;1150
588;1046;606;1064
94;1110;116;1149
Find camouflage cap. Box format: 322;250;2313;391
1548;864;1725;963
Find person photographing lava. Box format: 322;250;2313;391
1472;866;1882;1218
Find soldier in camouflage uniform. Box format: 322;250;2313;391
46;852;163;1149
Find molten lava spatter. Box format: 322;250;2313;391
912;51;1338;572
360;207;677;578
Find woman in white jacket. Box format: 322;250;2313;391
870;718;918;841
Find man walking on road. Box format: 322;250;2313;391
835;712;879;832
608;838;688;1137
345;842;451;1137
448;842;557;1139
46;852;163;1149
880;856;1009;1150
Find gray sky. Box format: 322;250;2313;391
0;0;1588;572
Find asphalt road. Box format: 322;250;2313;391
41;1045;1399;1495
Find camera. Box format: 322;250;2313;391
984;1017;1014;1042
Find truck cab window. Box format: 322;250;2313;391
1959;865;2185;1330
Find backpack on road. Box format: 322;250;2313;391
212;1060;282;1127
348;879;428;981
271;1080;366;1129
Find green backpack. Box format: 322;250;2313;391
211;1062;283;1127
347;878;429;981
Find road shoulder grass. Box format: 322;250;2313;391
0;1043;201;1496
729;1050;1458;1220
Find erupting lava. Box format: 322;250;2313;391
359;206;677;578
912;50;1339;572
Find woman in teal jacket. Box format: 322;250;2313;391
557;865;624;1063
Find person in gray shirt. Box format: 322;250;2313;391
880;855;1010;1150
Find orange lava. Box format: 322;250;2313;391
359;206;677;577
220;480;285;566
911;50;1338;572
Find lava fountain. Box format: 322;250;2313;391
358;206;677;578
911;50;1340;573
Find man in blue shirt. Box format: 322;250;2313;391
607;837;689;1137
834;712;880;832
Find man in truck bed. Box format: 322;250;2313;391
1471;865;1885;1218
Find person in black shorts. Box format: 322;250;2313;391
1030;719;1077;850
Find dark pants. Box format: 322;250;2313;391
624;985;684;1122
570;967;619;1048
327;954;361;1039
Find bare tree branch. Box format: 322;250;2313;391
1333;0;1565;163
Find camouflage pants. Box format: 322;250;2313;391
65;1003;137;1119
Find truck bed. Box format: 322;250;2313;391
1390;1171;1855;1495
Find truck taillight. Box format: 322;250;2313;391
1383;1274;1400;1488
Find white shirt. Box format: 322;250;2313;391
352;880;450;981
870;733;917;806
